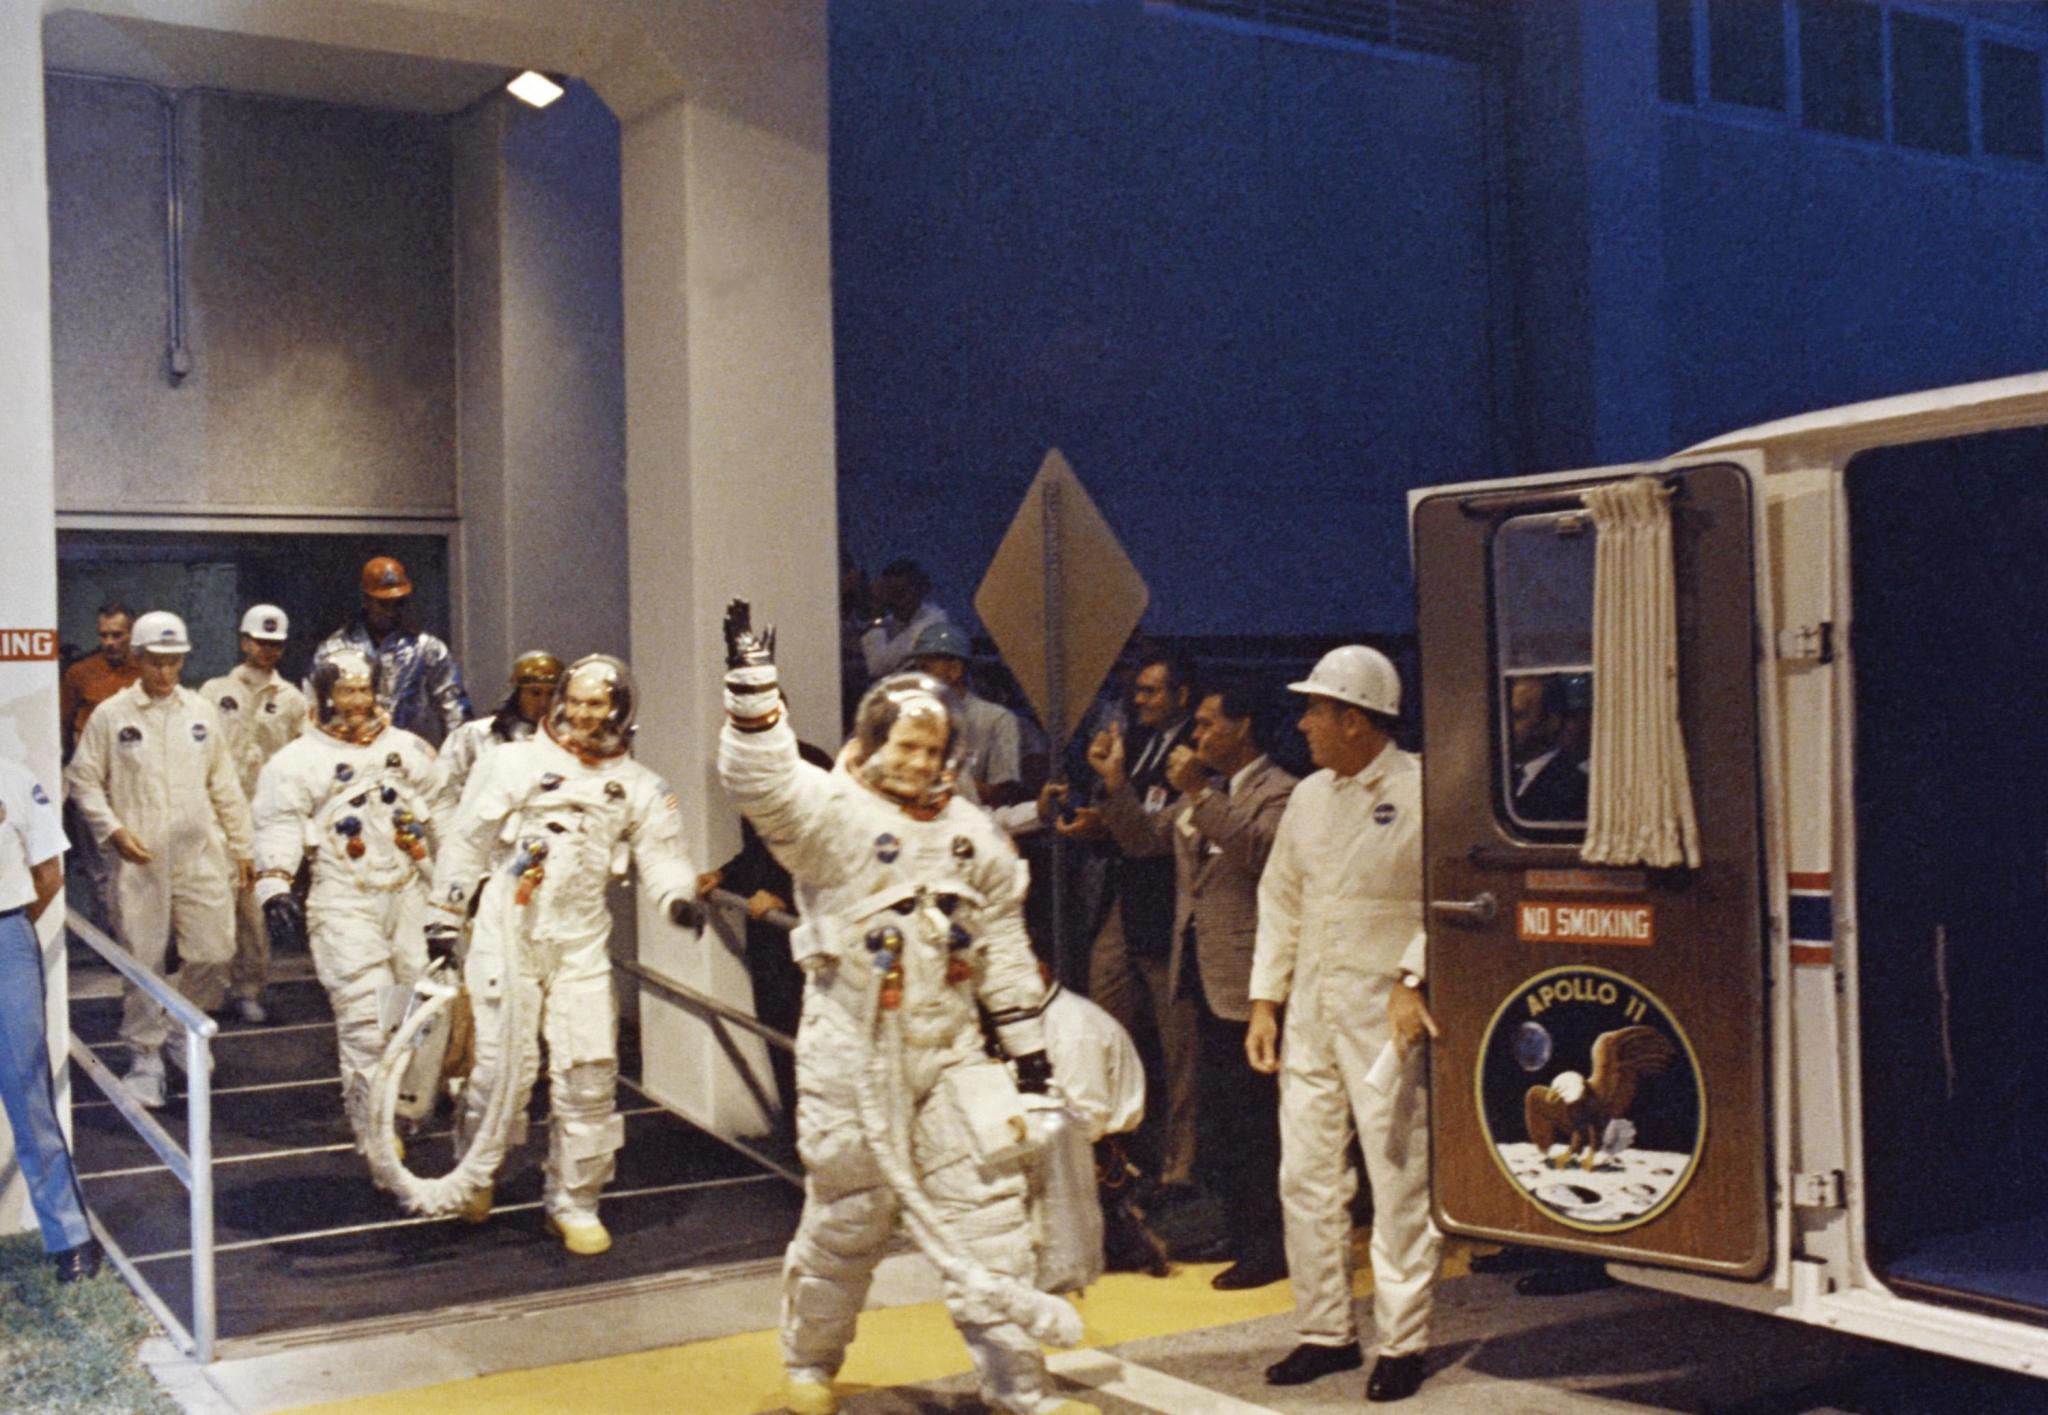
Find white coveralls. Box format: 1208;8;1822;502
430;731;697;1225
200;664;308;1008
1039;982;1143;1144
1250;744;1439;1358
717;716;1062;1415
251;726;440;1130
66;684;253;1056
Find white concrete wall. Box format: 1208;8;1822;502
1;7;65;1238
45;79;457;515
453;83;629;691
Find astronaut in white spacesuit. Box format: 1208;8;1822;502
250;648;441;1148
715;601;1096;1415
436;649;562;812
426;655;702;1256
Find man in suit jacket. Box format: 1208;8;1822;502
1164;684;1296;1288
1059;650;1198;1188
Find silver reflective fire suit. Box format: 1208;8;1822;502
717;715;1062;1415
309;623;470;745
430;730;697;1226
66;683;253;1056
435;713;531;816
1250;743;1438;1360
252;725;440;1138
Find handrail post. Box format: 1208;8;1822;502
186;1028;217;1363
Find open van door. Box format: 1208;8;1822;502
1411;456;1772;1278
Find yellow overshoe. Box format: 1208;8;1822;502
782;1376;838;1415
457;1184;493;1225
1041;1403;1101;1415
547;1213;612;1256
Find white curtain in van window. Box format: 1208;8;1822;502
1581;476;1700;869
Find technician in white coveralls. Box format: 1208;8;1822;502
426;654;703;1256
66;610;253;1110
715;601;1095;1415
199;604;309;1025
251;647;440;1148
1247;645;1441;1404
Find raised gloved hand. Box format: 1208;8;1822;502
424;919;462;967
1012;1049;1054;1096
722;598;781;728
262;894;306;956
668;896;705;933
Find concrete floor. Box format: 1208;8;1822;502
141;1247;2048;1414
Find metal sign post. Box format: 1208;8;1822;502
976;450;1149;979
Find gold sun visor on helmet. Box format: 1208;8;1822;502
511;650;565;687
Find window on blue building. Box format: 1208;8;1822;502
1890;11;1969;154
1981;40;2045;162
1659;0;1696;104
1800;0;1883;140
1708;0;1787;110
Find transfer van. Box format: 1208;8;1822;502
1410;371;2048;1376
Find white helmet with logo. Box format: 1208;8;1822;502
131;610;192;656
239;604;289;641
1288;645;1400;716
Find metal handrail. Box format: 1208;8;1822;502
613;888;798;1056
65;908;219;1363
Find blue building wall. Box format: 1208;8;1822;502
830;0;2048;636
830;0;1497;636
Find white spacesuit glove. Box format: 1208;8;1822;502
722;598;780;728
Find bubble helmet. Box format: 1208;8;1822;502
547;655;636;758
849;671;963;812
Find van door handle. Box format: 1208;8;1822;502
1430;892;1497;924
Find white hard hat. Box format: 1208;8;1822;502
239;604;289;641
1288;644;1400;716
132;610;192;655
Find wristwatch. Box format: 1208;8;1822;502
1399;971;1424;990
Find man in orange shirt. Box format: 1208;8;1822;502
60;602;140;760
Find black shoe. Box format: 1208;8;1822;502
1264;1341;1362;1386
54;1238;102;1284
1212;1251;1287;1290
1367;1353;1428;1403
1515;1261;1616;1297
1469;1244;1550;1274
1170;1233;1234;1263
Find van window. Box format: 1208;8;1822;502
1492;511;1595;833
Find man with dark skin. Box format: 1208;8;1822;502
309;556;471;746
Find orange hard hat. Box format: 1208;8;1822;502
360;556;412;600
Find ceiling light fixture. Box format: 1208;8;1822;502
506;70;565;108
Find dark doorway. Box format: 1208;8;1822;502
1848;425;2048;1320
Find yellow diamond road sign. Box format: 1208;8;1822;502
975;450;1149;750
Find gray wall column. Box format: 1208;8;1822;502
624;91;837;1138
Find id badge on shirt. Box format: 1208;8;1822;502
1143;785;1168;815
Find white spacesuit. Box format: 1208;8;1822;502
65;610;254;1106
435;650;562;814
716;602;1093;1415
427;655;700;1256
251;649;441;1146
